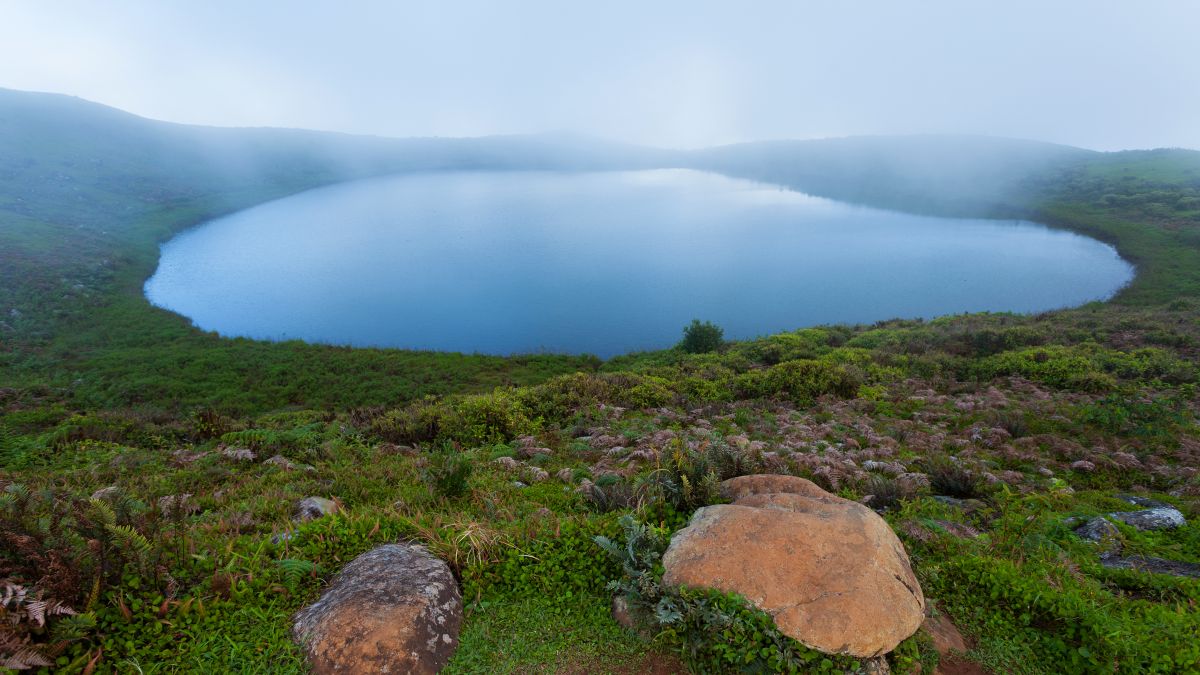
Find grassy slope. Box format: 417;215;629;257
2;90;1200;673
0;90;679;413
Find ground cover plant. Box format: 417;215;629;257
2;89;1200;672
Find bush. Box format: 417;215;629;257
647;438;761;512
920;457;984;499
582;479;646;513
738;359;862;405
442;390;538;447
420;452;474;501
371;398;449;445
860;475;915;512
595;516;866;673
679;319;724;354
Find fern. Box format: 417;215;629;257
104;524;152;560
88;497;116;526
49;613;96;642
276;558;321;589
1;646;56;670
3;483;29;510
24;598;76;627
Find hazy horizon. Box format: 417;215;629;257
3;1;1199;152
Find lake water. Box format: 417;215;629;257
145;169;1133;357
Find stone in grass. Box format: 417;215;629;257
932;496;987;514
1116;494;1172;509
1108;507;1185;531
663;475;925;658
293;544;462;674
293;496;339;522
1073;517;1122;555
1101;555;1200;578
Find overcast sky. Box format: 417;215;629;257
1;1;1197;150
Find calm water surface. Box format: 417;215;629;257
146;170;1133;357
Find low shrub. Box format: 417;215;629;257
441;390;539;447
420;452;474;501
920;457;984;499
737;359;862;406
582;479;647;513
371;397;449;444
595;516;872;673
860;474;916;512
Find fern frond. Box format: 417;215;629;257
1;646;56;669
276;558;321;588
3;483;29;503
49;612;95;643
88;498;117;526
104;524;151;559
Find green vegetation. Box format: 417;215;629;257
2;89;1200;672
679;319;725;354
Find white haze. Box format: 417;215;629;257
1;1;1197;150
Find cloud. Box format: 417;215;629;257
1;1;1197;149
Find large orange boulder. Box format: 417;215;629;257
662;475;925;658
293;544;462;674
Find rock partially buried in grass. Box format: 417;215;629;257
1074;516;1122;555
293;544;462;674
662;474;925;658
293;496;339;522
1108;496;1186;531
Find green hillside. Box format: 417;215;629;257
2;90;1200;673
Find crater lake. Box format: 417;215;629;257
145;169;1134;357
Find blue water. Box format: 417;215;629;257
145;169;1133;357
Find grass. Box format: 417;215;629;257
448;595;661;674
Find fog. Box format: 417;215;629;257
1;1;1198;150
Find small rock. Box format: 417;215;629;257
1073;517;1122;554
921;612;968;655
1116;494;1172;510
493;456;521;471
1070;460;1096;473
294;497;339;522
90;486;120;501
271;531;294;545
527;467;549;482
862;656;891;674
221;447;256;462
933;496;986;513
264;455;296;469
555;468;574;483
158;493;197;516
611;595;639;632
512;481;527;489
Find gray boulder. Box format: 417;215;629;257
1108;507;1185;531
293;544;462;674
